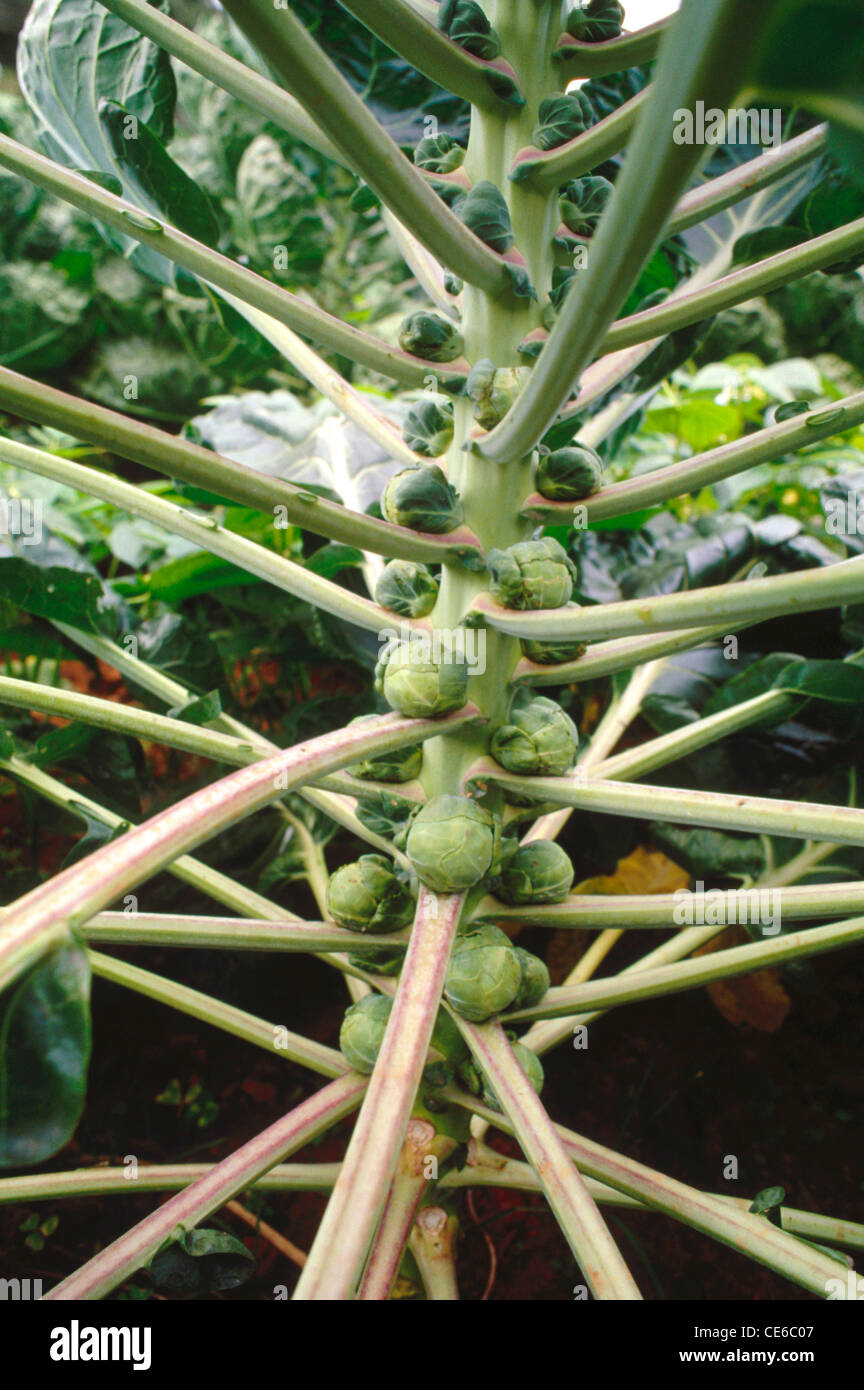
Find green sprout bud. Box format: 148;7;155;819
402;398;455;458
513;949;551;1009
453;180;515;254
559;175;614;236
374;559;439;619
431;1006;471;1065
445;925;522;1021
461;1041;544;1110
339;993;392;1073
533;92;594;151
438;0;501;59
326;854;415;934
347;943;404;978
495;840;575;906
398;311;465;363
375;638;470;719
519;637;587;666
487;537;577;610
535;444;604;501
413;132;466;173
565;0;625;43
466;359;529;429
548;266;577;312
406;795;499;893
381;464;464;534
490;695;579;776
348;716;424;782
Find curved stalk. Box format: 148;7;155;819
553;18;671;78
337;0;524;109
44;1073;367;1301
522;391;864;522
0;435;398;637
0;368;480;566
0;1164;342;1204
294;888;464;1300
510;88;648;190
220;0;515;297
513;623;742;687
473;552;864;642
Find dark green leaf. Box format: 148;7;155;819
148;1227;255;1292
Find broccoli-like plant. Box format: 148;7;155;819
2;0;864;1310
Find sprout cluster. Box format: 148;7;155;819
560;175;614;237
339;993;393;1073
466;359;529;429
398;311;465;363
401;794;500;893
375;638;469;718
535;444;604;501
533;92;595;151
453;181;515;254
403;397;455;458
413;133;466;174
438;0;501;60
490;695;579;776
487;536;577;610
381;464;463;533
374;559;439;618
326;854;415;934
445;924;550;1021
564;0;626;43
494;839;575;905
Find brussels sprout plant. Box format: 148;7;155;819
2;0;864;1311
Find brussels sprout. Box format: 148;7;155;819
559;175;613;236
348;717;424;781
402;397;455;458
438;0;501;59
326;854;415;934
490;695;579;776
519;637;587;666
460;1042;545;1110
445;925;522;1021
565;0;625;43
398;311;465;363
532;92;594;151
444;272;464;296
431;1006;471;1065
548;266;577;312
374;559;439;619
413;133;466;174
453;181;515;254
405;795;499;893
466;358;529;429
487;537;577;610
513;949;552;1009
536;444;604;501
381;464;464;534
347;943;403;978
495;840;575;905
339;993;392;1073
375;638;469;718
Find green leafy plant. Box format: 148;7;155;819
0;0;864;1305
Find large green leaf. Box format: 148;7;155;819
0;942;91;1168
17;0;217;283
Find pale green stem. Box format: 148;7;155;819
514;624;743;687
0;367;480;566
476;0;762;462
523;393;864;522
474;552;864;641
358;1121;456;1300
408;1208;461;1300
44;1073;367;1300
458;1019;642;1299
0;435;397;637
88;950;346;1078
281;806;330;918
0;139;454;391
381;207;462;317
505;912;864;1023
221;0;515;296
601;216;864;356
294;888;464;1300
83;911;409;955
0;1163;343;1204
